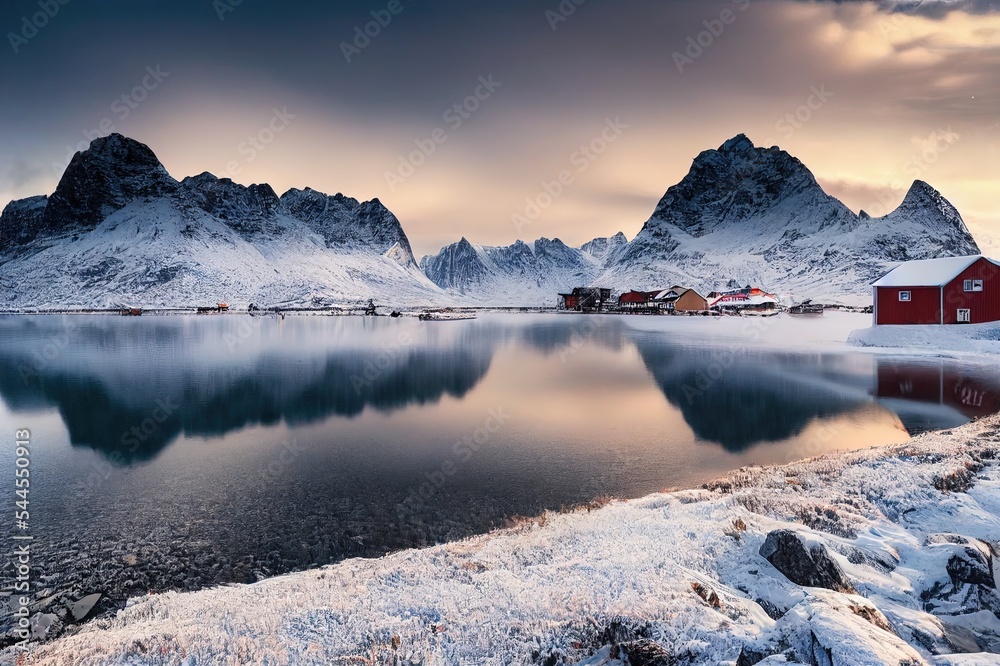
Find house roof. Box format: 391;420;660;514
872;255;999;288
651;289;679;301
651;287;704;301
619;291;648;304
710;293;778;306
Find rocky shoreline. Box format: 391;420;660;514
7;415;1000;665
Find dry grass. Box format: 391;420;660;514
724;517;747;541
933;461;983;494
691;581;723;609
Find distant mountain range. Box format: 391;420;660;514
0;133;981;308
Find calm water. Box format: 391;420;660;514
0;313;997;622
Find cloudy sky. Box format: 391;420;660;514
1;0;998;257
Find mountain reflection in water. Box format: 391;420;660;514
0;315;995;461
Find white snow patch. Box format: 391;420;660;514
849;321;1000;356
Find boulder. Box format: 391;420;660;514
613;639;676;666
940;620;982;654
947;546;995;588
759;530;856;594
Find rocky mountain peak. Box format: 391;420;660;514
647;133;838;238
0;195;49;251
42;133;177;232
179;175;280;231
874;179;979;256
580;231;629;264
895;180;961;221
718;133;755;156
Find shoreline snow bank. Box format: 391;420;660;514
849;322;1000;355
10;415;1000;665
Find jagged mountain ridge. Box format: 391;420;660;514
422;134;980;306
419;234;628;306
579;231;628;263
0;134;437;308
0;132;983;308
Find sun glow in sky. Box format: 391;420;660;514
0;0;997;257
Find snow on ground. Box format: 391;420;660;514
620;310;874;351
849;322;1000;356
9;415;1000;665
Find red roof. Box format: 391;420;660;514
619;291;648;304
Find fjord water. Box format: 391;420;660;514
0;313;996;614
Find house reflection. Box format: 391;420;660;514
874;358;1000;426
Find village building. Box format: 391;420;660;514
651;286;709;313
708;286;779;315
871;255;1000;325
618;290;655;313
558;287;612;312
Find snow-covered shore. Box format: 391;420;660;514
849;322;1000;356
10;415;1000;665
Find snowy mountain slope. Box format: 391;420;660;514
419;236;612;306
422;134;981;306
600;134;980;305
579;231;628;263
0;134;444;308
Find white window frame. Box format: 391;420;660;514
898;291;911;302
958;309;971;323
964;279;984;292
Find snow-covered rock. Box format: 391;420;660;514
580;231;628;263
759;530;856;594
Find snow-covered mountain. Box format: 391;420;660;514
604;134;979;305
1;133;982;308
0;134;444;309
422;134;981;306
418;235;627;307
579;231;628;263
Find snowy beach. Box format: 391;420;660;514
10;413;1000;665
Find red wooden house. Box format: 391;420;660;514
618;290;651;312
558;287;612;312
872;255;1000;325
